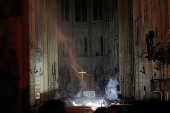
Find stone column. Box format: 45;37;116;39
144;58;155;100
71;0;76;57
42;0;48;101
34;52;41;104
47;0;53;99
40;57;44;100
133;0;139;100
53;0;59;92
29;0;36;106
29;49;36;106
102;0;106;73
118;0;123;94
156;0;162;42
118;0;131;96
30;0;36;46
87;0;93;73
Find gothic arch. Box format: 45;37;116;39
101;36;103;54
84;38;88;56
94;36;100;56
76;38;83;56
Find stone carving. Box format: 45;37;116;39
34;59;41;76
34;51;42;76
140;65;145;74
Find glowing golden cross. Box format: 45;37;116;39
79;70;86;79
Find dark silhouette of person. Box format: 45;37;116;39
36;99;67;113
108;105;123;113
94;107;109;113
126;101;170;113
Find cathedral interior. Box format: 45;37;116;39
1;0;170;112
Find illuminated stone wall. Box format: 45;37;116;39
132;0;170;101
29;0;59;105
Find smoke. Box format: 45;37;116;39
57;28;82;80
76;90;82;98
105;73;119;100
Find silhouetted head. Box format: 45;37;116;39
94;107;109;113
36;99;67;113
108;105;123;113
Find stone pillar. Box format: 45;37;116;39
118;0;133;97
102;0;106;73
40;58;44;100
30;0;36;46
87;0;93;73
71;0;76;57
118;0;124;95
29;49;36;106
46;0;58;99
29;0;36;106
34;52;41;105
133;0;139;100
47;0;52;99
42;0;48;101
156;0;162;42
144;58;155;100
53;0;59;92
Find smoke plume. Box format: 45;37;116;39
105;72;119;100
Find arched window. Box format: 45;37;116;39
75;1;81;21
84;38;87;52
101;36;103;53
75;0;87;22
99;0;102;20
93;0;98;21
76;39;78;53
80;40;82;55
82;1;87;21
65;0;69;21
61;0;64;20
61;0;69;21
93;0;102;21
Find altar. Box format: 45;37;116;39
83;91;95;98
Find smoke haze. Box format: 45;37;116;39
105;73;119;100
